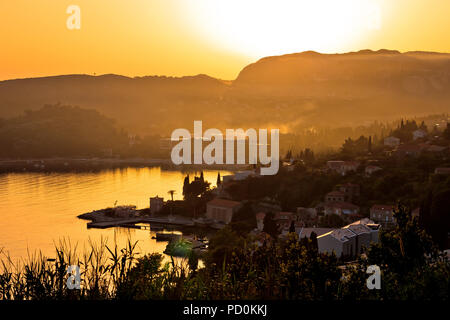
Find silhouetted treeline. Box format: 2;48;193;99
279;114;447;155
0;104;126;157
0;104;164;159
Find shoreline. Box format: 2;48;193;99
78;208;223;231
0;158;246;173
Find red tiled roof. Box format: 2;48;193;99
435;167;450;174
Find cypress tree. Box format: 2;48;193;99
310;231;318;251
183;175;190;198
263;212;279;239
216;172;221;186
289;220;296;233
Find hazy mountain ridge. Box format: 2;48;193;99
234;49;450;95
0;73;229;133
1;50;449;134
228;49;450;129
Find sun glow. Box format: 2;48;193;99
184;0;382;58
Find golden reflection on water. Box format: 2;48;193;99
0;167;229;262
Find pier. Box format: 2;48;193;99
83;214;196;229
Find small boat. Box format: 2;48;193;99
155;232;181;242
150;224;164;231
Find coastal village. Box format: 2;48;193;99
79;119;450;260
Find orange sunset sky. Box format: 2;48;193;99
0;0;449;81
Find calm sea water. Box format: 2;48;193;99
0;167;229;262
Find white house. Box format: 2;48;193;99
342;224;372;255
326;161;360;176
413;129;427;140
317;228;357;257
255;212;266;231
206;198;241;224
384;136;400;147
348;218;380;243
317;219;380;258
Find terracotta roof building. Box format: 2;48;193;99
435;167;450;175
370;204;395;229
325;191;346;202
206;198;242;224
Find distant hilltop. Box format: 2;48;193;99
0;49;449;134
235;49;450;90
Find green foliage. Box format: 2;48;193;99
194;233;342;300
420;188;450;249
164;238;193;258
0;104;129;158
230;202;256;235
262;212;279;239
341;135;370;156
391;119;420;142
340;204;449;300
205;227;244;267
225;170;340;211
1;211;448;301
116;253;165;300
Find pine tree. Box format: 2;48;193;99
420;120;428;132
216;172;221;186
431;125;439;136
309;231;318;251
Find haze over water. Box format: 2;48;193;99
0;167;229;262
